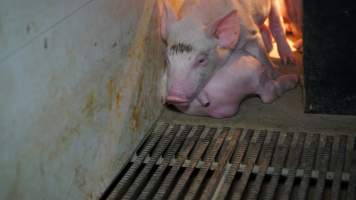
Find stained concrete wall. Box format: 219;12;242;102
0;0;165;199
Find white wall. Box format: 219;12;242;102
0;0;165;199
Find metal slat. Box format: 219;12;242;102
279;132;306;200
200;129;242;200
105;122;354;200
111;122;169;199
347;137;356;200
214;130;254;200
137;125;193;200
230;130;267;200
152;126;205;200
153;128;216;199
165;128;217;200
331;135;347;200
245;132;279;200
313;136;333;200
261;132;293;200
296;134;320;200
121;124;180;200
184;128;230;200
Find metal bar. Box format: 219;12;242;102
279;132;306;200
261;132;293;200
297;134;320;200
245;131;279;200
331;135;347;200
313;136;333;200
200;129;242;200
184;128;230;200
137;125;193;200
166;128;217;200
214;129;254;200
230;130;267;200
347;137;356;200
105;123;353;200
121;124;181;200
103;122;161;200
133;156;351;182
152;126;205;200
111;122;169;199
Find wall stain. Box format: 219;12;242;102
131;105;140;131
115;92;122;119
107;79;115;110
26;24;31;34
44;37;48;49
48;123;81;161
7;161;21;199
130;75;144;131
82;92;97;119
111;41;117;48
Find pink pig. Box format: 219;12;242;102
171;50;298;118
159;0;299;118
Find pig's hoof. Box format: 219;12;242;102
260;95;275;104
278;45;296;65
280;52;296;65
294;39;303;52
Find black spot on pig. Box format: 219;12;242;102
170;42;193;54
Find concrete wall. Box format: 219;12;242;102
0;0;165;199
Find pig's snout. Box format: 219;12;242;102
165;95;189;105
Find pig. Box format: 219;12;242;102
171;50;299;118
238;0;296;64
158;0;298;116
280;0;303;50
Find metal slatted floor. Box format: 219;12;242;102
101;122;356;200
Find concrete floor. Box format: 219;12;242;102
159;51;356;136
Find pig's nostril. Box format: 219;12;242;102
203;102;210;107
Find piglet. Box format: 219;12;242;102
158;0;299;118
171;50;299;118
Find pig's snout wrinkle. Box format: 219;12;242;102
165;96;189;105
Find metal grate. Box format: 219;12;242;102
101;122;356;200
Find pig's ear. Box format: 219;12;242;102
159;0;178;41
209;10;240;49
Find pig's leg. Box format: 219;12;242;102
269;0;295;65
238;12;278;78
160;68;168;104
245;37;279;79
208;105;239;118
258;74;299;103
260;24;273;53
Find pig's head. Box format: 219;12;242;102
159;1;240;106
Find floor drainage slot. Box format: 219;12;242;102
103;122;356;200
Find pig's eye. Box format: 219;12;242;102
198;58;206;63
195;54;208;66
